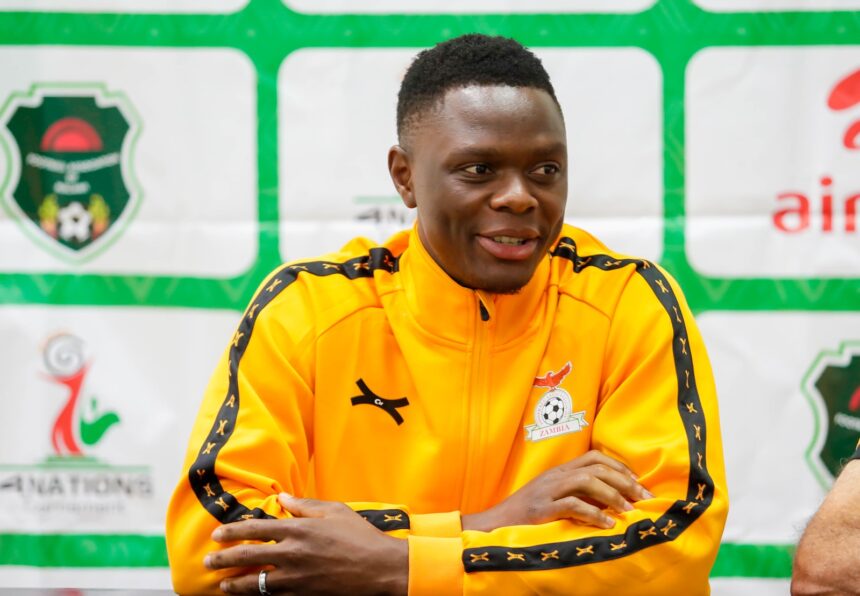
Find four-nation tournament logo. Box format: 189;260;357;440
0;332;153;515
524;362;588;442
0;83;141;261
804;341;860;487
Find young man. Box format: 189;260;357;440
166;34;728;595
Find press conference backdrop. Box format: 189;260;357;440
0;0;858;592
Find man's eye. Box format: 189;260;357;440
463;164;491;175
533;164;560;176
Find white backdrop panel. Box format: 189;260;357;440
687;47;860;278
0;305;238;537
0;46;257;276
699;312;860;544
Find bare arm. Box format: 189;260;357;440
793;459;860;595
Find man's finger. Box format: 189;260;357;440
549;496;616;529
576;464;653;504
278;493;351;519
573;450;638;480
211;518;294;543
563;473;634;515
205;542;285;570
220;568;292;595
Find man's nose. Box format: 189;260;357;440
489;174;537;213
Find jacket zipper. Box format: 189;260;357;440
461;294;491;512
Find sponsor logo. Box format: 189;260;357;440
804;341;860;487
0;332;153;516
350;378;410;425
0;83;141;261
524;362;588;442
772;69;859;235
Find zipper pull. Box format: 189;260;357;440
479;301;490;322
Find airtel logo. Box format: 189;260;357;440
828;68;860;150
772;68;860;234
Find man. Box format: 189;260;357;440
166;34;728;595
792;449;860;594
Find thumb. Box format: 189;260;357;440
278;493;328;518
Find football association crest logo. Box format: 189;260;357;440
524;362;588;442
804;341;860;487
0;83;141;261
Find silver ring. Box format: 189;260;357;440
258;569;271;595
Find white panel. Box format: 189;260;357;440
687;47;860;277
285;0;655;13
278;48;662;262
698;312;860;544
0;47;257;276
0;568;172;590
711;578;791;595
0;305;238;539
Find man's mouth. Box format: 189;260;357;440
476;233;539;261
491;235;528;246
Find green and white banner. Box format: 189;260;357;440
1;1;858;592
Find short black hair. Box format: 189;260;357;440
396;34;559;144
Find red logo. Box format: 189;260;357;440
827;68;860;150
533;361;572;388
772;68;860;234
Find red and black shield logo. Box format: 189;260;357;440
805;343;860;484
1;85;139;258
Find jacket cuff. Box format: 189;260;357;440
407;535;464;596
410;511;463;537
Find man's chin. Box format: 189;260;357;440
473;276;528;295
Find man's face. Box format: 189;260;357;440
390;85;567;293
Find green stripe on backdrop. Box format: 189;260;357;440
0;533;792;577
0;533;168;567
711;543;795;578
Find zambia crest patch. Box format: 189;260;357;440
0;83;141;261
524;362;588;442
804;341;860;487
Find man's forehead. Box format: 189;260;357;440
405;84;565;146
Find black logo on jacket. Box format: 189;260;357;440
350;379;409;425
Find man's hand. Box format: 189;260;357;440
462;450;653;532
204;494;408;595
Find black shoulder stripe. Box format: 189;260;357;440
357;508;411;532
463;238;714;573
187;247;399;524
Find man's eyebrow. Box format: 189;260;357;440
447;142;567;160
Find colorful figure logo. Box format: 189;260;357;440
43;333;120;457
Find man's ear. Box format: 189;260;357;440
388;145;416;209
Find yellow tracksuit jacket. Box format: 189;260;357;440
166;224;728;595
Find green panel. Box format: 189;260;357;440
0;533;168;567
711;543;795;579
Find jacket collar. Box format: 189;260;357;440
396;225;552;346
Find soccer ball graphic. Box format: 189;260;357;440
540;395;566;426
